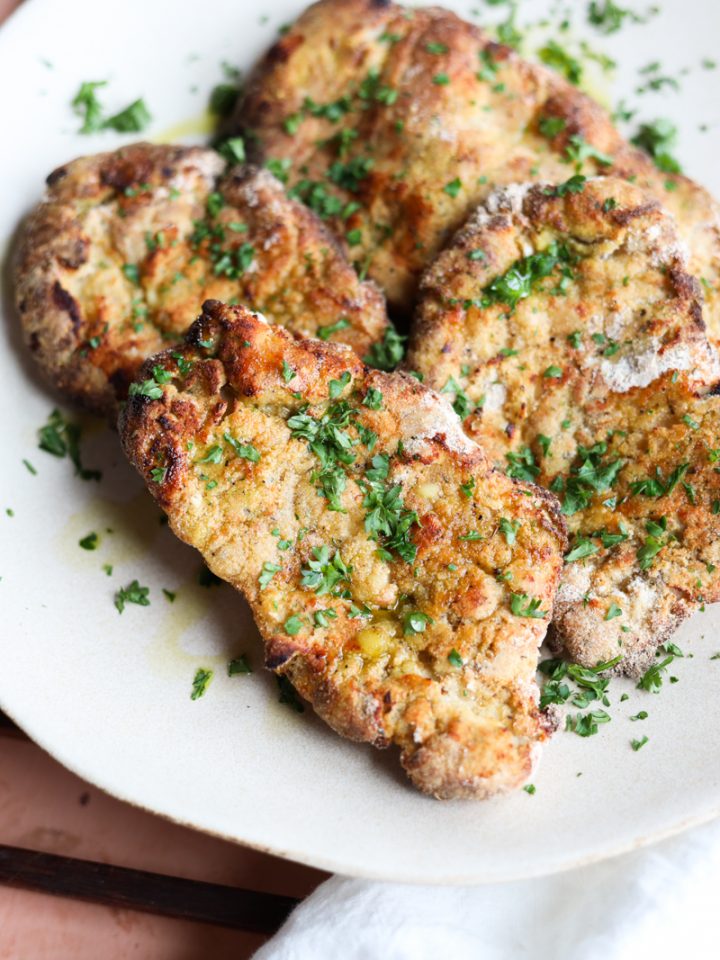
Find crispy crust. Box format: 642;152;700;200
552;374;720;675
234;0;720;338
119;300;567;799
15;142;387;419
408;177;718;465
409;177;720;675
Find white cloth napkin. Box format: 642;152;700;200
253;817;720;960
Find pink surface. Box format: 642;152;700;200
0;733;326;957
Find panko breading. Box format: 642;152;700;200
408;177;720;675
235;0;720;340
119;300;567;799
553;374;720;675
15;142;387;419
407;177;719;465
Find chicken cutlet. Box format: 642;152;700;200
408;176;720;675
553;372;720;675
235;0;720;343
15;142;387;419
119;299;567;799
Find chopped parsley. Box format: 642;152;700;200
223;432;261;462
506;446;539;482
329;372;352;399
565;538;599;563
114;579;150;613
448;648;463;668
588;1;653;34
191;668;213;700
217;137;246;164
364;325;406;371
288;400;355;511
37;409;101;481
631;735;649;751
228;655;252;675
566;710;611;737
402;610;434;635
637;516;670;570
539;115;567;138
363;387;384;411
79;532;99;551
545;174;586;197
441;376;474;418
605;602;623;621
443;177;462;198
259;562;282;590
300;546;351;596
499;517;521;546
72;81;151;134
637;653;674;692
564;135;613;171
283;614;304;636
361;454;419;564
317;317;351;341
556;442;623;515
482;241;573;311
630;462;689;498
631;119;682;174
509;593;546;619
538;41;583;85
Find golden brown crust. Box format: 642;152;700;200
408;177;718;465
552;374;720;675
409;177;720;675
15;142;387;419
235;0;720;340
119;300;567;798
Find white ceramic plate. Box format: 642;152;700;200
2;0;720;884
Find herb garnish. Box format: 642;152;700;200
72;81;151;134
403;611;434;635
114;579;150;613
364;325;406;371
482;242;573;311
361;454;419;563
300;546;352;596
631;119;682;174
191;668;213;700
509;593;546;619
228;655;252;675
37;409;101;481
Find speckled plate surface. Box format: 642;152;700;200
1;0;720;884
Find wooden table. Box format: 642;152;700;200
0;712;327;957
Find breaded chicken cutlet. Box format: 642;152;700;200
235;0;720;343
15;142;387;419
119;300;567;799
407;177;720;675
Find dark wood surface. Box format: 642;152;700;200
0;710;21;734
0;844;300;933
0;711;305;936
